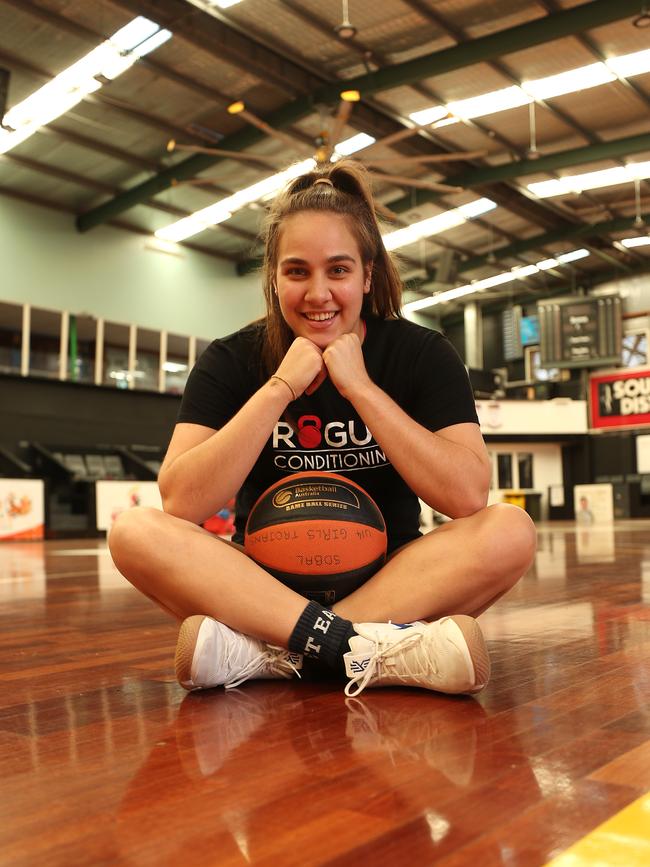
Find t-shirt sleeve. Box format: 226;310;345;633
176;339;253;430
409;331;479;431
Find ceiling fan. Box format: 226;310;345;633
166;93;486;203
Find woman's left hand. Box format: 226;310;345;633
322;333;373;400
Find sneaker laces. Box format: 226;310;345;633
224;645;302;690
344;630;439;698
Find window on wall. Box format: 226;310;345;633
165;333;190;394
135;328;160;392
497;454;513;489
0;297;202;396
30;307;62;379
103;322;130;389
70;314;97;384
518;453;534;489
0;301;23;375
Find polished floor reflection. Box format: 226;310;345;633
1;522;649;865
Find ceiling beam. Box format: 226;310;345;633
455;214;650;275
385;133;650;212
76;0;641;231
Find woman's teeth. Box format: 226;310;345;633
304;312;337;321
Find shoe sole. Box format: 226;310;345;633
175;615;207;690
449;615;491;692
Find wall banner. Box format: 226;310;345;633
0;479;45;540
589;367;650;430
95;480;162;531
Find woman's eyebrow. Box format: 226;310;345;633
279;254;356;266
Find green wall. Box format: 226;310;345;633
0;195;264;339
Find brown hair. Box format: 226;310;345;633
260;160;403;375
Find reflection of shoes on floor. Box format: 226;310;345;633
178;688;269;777
344;696;480;787
175;615;303;690
343;616;490;697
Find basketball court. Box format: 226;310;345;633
1;520;649;865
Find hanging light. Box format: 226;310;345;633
335;0;357;39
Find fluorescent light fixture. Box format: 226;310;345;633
528;161;650;198
333;132;376;157
620;235;650;248
408;106;450;126
522;63;615;100
536;258;561;271
406;49;650;135
402;248;591;311
556;248;590;263
457;197;498;219
184;0;243;11
156;158;316;242
145;237;185;256
382;198;496;251
535;249;590;268
606;48;650;79
446;86;532;120
0;17;171;155
155;210;232;243
162;361;188;373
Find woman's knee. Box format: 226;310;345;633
482;503;537;576
108;506;168;567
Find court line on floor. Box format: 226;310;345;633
545;791;650;866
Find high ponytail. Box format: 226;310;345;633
260;159;403;375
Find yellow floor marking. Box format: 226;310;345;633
545;792;650;866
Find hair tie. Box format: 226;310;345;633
313;178;334;188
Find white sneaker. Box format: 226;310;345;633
175;615;303;691
343;616;490;697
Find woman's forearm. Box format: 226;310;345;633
348;381;490;518
159;378;292;523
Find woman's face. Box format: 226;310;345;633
275;211;371;349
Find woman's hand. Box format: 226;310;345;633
323;333;372;400
275;337;326;397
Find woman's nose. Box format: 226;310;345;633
304;274;332;303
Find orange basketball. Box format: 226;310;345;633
244;472;387;605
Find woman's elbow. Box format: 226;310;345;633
449;482;489;519
158;481;197;523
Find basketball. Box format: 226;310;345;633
244;472;387;605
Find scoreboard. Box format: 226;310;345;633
538;295;621;369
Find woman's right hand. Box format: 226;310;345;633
274;337;326;397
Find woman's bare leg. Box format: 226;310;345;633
333;503;536;624
108;507;308;646
109;502;535;647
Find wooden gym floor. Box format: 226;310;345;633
1;521;650;866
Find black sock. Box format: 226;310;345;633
288;600;357;673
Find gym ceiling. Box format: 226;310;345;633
1;0;649;315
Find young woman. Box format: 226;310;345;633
109;161;536;698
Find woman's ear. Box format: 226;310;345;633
363;266;372;294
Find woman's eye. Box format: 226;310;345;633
331;266;348;275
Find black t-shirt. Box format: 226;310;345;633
177;316;478;552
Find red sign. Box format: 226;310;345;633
589;368;650;430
